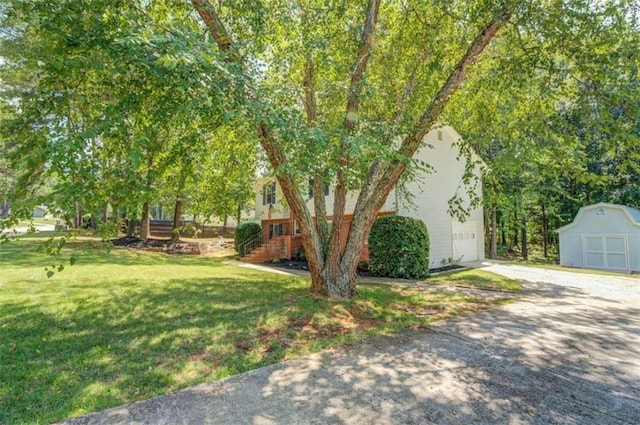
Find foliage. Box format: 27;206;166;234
292;246;306;262
2;0;638;297
0;0;256;237
445;5;640;260
0;233;514;424
234;222;261;253
368;215;430;279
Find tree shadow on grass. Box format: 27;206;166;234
60;279;640;425
0;275;315;424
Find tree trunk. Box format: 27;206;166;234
513;208;518;247
113;204;120;233
541;201;548;259
171;198;182;241
490;207;498;259
74;201;82;229
521;215;528;260
102;204;109;224
236;203;241;227
126;215;136;237
141;202;151;241
1;199;10;217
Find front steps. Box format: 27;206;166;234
239;236;288;263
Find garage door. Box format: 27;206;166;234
582;235;629;271
452;221;479;262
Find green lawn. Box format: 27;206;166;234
0;235;516;424
428;268;524;292
512;262;640;279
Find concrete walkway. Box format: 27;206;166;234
61;263;640;424
1;224;55;236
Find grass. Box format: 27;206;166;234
428;269;524;292
0;234;517;424
511;262;640;279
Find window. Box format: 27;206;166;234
268;223;284;239
308;179;330;199
262;182;276;205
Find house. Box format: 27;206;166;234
243;126;485;267
31;205;48;218
557;202;640;272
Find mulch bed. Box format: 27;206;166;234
112;236;169;249
267;259;464;278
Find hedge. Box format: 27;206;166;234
368;215;430;279
234;222;262;254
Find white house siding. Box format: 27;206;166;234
254;126;484;267
255;179;290;221
558;203;640;272
255;180;396;221
396;127;484;267
305;189;396;217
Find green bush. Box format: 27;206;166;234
368;215;430;279
234;222;262;254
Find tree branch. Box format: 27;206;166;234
341;6;514;273
343;0;381;132
191;0;325;275
328;0;381;275
303;57;330;251
399;8;513;158
191;0;239;61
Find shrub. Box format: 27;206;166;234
368;215;430;279
234;222;262;254
292;246;306;261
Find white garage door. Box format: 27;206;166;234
582;235;629;271
452;221;479;262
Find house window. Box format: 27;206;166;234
308;179;330;199
262;182;276;205
268;223;284;239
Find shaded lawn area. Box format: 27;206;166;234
1;235;516;424
428;269;523;292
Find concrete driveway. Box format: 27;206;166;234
62;263;640;425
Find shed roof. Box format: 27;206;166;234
556;202;640;233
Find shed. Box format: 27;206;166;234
557;203;640;272
31;205;48;218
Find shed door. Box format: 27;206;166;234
452;221;479;262
582;235;629;271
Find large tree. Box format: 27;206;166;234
189;0;636;298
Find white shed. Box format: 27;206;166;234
557;203;640;272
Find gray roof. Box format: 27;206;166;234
626;205;640;223
556;202;640;232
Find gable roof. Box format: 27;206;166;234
556;202;640;233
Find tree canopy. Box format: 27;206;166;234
1;0;638;297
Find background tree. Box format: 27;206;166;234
0;0;248;239
448;5;640;260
